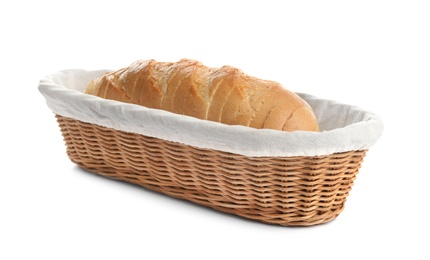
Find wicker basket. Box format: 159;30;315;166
40;69;383;227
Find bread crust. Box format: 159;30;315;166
85;59;319;132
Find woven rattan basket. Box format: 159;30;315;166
39;69;383;227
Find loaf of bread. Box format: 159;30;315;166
85;59;319;132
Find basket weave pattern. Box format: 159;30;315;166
56;115;366;226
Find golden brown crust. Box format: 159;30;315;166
85;58;319;132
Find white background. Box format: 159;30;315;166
1;0;429;259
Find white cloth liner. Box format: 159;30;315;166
38;69;384;157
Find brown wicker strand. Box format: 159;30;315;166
55;114;366;226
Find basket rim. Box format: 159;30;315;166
39;69;384;157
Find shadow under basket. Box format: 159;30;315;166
55;114;366;227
